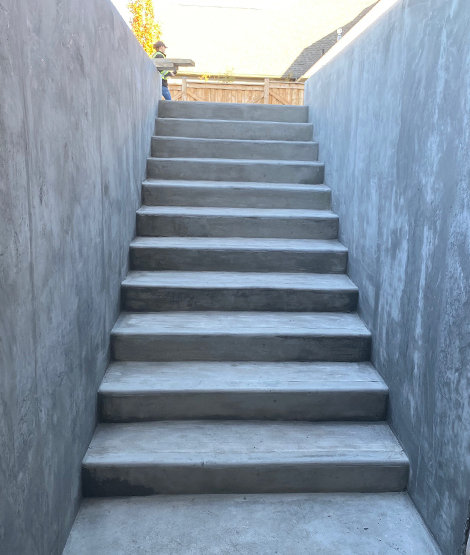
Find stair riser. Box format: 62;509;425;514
111;335;371;362
99;390;387;422
147;159;324;184
151;137;319;161
142;185;331;209
130;248;347;273
122;286;358;312
158;101;309;123
136;214;338;239
155;119;313;141
82;463;408;496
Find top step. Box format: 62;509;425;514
158;100;309;123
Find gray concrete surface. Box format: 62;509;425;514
0;0;160;552
155;117;314;140
110;311;371;362
121;270;358;312
63;97;427;550
136;205;338;239
151;136;319;160
99;361;387;421
129;236;348;273
63;492;440;554
304;0;470;552
81;421;408;495
147;156;325;184
158;100;309;122
142;179;332;208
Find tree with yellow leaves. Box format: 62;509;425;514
128;0;162;56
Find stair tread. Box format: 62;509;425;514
157;117;312;126
143;178;330;192
149;156;323;167
137;206;337;218
64;493;441;555
123;271;356;290
155;117;313;141
158;100;307;121
162;100;306;109
83;421;406;465
153;135;317;146
157;103;309;124
163;100;306;107
112;311;370;337
130;236;347;251
100;361;386;394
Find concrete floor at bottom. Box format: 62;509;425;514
63;492;441;554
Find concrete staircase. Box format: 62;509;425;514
64;101;440;554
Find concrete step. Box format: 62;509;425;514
111;311;371;362
142;179;332;209
81;421;408;496
155;118;313;141
158;100;309;123
136;206;338;239
99;361;387;422
64;492;441;554
130;237;348;273
121;271;358;312
151;136;319;161
147;157;324;184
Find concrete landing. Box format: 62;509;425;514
64;492;441;554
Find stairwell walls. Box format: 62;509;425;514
0;0;160;553
304;0;470;553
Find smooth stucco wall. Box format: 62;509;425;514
304;1;470;553
0;1;160;553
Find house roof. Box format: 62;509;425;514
284;2;379;80
155;0;378;79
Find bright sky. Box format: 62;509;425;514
110;0;131;24
109;0;377;77
109;0;276;23
177;0;274;7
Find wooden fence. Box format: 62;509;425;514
169;78;304;105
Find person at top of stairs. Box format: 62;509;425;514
153;40;176;101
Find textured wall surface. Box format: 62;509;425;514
0;1;160;553
305;1;470;553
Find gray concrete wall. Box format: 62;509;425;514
304;1;470;553
0;1;160;553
